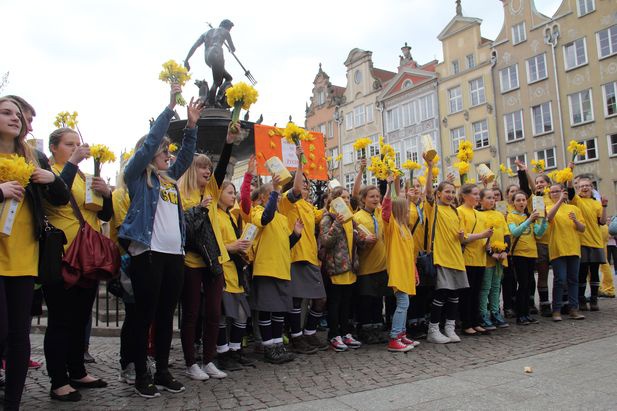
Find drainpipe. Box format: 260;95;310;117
545;24;567;167
334;106;344;181
489;50;504;187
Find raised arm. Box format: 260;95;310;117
515;160;532;197
184;34;205;70
240;155;255;216
291;146;304;198
352;157;367;199
424;154;434;204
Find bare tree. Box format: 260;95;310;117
0;72;9;93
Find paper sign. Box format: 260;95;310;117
496;200;508;215
532;195;545;217
281;140;299;169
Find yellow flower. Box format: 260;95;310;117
309;153;315;161
418;175;427;186
335;153;343;162
367;155;389;180
543;187;550;195
54;111;79;129
121;149;134;163
90;144;116;165
547;170;558;181
490;240;507;253
402;160;421;171
567;140;587;160
159;60;191;86
225;82;259;110
352;137;372;152
456;141;474;162
454;161;470;175
381;144;395;160
554;167;573;183
530;159;545;173
0;154;36;187
168;143;178;153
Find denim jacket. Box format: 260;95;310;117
118;107;197;248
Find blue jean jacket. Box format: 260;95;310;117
118;107;196;249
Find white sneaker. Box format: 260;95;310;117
184;363;210;381
427;322;450;344
119;362;136;385
202;362;227;379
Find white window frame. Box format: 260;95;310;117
469;77;486;107
450;126;465;153
472;119;489;149
344;173;355;192
597;25;617;60
568;89;594;126
526;53;547;84
327;120;334;139
448;86;462;114
419;94;434;120
466;54;475;69
531;102;553;136
500;64;519;93
574;137;599;163
602;81;617;118
404;137;420;163
512;22;526;45
343;143;354;165
452;60;460;75
353;105;365;128
504;110;525;142
345;112;353;131
607;133;617;157
577;0;595;16
330;147;340;168
563;38;588;71
507;154;527;171
534;147;557;170
387;107;401;132
317;89;326;105
319;123;327;137
365;103;374;123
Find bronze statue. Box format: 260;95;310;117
184;19;235;107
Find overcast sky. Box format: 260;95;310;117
2;0;561;180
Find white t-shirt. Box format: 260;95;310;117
129;181;183;256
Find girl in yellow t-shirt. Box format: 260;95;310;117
457;184;493;336
477;188;511;330
382;178;417;352
507;191;547;325
546;184;586;321
320;187;362;351
423;160;466;345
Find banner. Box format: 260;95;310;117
254;124;328;181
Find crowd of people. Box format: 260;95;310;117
0;86;616;409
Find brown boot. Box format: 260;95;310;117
552;312;562;322
568;309;586;320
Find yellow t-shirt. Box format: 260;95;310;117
251;204;292;280
571;195;603;249
533;193;554;245
547;203;583;259
279;191;322;266
110;187;130;249
425;202;465;272
45;163;101;251
182;179;230;268
457;205;487;267
384;214;416;295
331;219;357;285
216;207;244;293
353;208;387;275
507;212;538;258
481;209;510;268
0;153;38;276
408;201;426;253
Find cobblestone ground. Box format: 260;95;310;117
19;297;617;410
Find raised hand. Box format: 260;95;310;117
247;155;256;175
68;143;90;166
169;83;182;110
271;174;282;191
187;97;204;129
293;219;304;235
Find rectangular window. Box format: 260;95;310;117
450;126;465;153
387;107;401;131
317;90;326;105
578;0;595;16
404;137;419;162
466;54;475;69
569;89;594;125
603;81;617;117
327;121;334;138
535;147;557;170
512;22;526;45
365;103;374;123
368;135;380;158
564;38;588;70
472;120;489;149
597;25;617;59
402;103;411;127
504;110;524;142
500;64;519;93
608;133;617;157
354;105;365;127
319;123;327;137
574;138;598;163
531;102;553;135
343;143;353;165
419;94;434;120
507;154;527;171
527;53;547;83
452;60;460;75
344;173;355;192
448;86;462;113
345;112;353;131
469;77;486;106
330;147;340;168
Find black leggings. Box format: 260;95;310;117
327;284;353;339
0;276;34;410
130;251;184;378
356;296;383;325
430;289;458;323
502;263;517;311
459;266;484;329
513;256;535;317
408;286;432;322
120;302;137;370
579;262;600;304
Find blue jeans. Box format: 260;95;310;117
390;291;409;338
552;256;580;312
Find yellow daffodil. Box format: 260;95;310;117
226;82;259;127
0;154;35;187
553;167;574;183
454;161;470;175
159;59;191;105
352;137;372;152
168;143;178;153
54;111;79;129
530;159;545;173
490;240;507;253
567;140;586;161
402;160;421;171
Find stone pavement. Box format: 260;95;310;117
19;298;617;410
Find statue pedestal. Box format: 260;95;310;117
167;108;254;179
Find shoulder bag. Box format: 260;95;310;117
416;202;439;286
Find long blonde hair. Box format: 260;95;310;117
391;197;411;237
178;153;213;198
0;97;39;167
133;135;175;188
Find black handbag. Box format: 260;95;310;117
416;202;438;287
37;216;67;286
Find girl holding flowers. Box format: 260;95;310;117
0;97;70;410
477;188;511;329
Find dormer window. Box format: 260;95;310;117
317;89;326;105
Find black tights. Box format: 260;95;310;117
430;289;459;323
327;284;353;339
579;262;600;304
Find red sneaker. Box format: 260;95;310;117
398;332;420;347
387;338;413;352
28;359;42;369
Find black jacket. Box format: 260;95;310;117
184;205;223;278
0;150;70;239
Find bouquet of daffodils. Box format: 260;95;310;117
567;140;586;162
54;111;79;129
0;154;35;187
90;144;116;177
159;60;191;106
352;137;372;159
226;82;259;130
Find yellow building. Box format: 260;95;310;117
436;1;500;181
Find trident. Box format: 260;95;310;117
207;22;257;85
